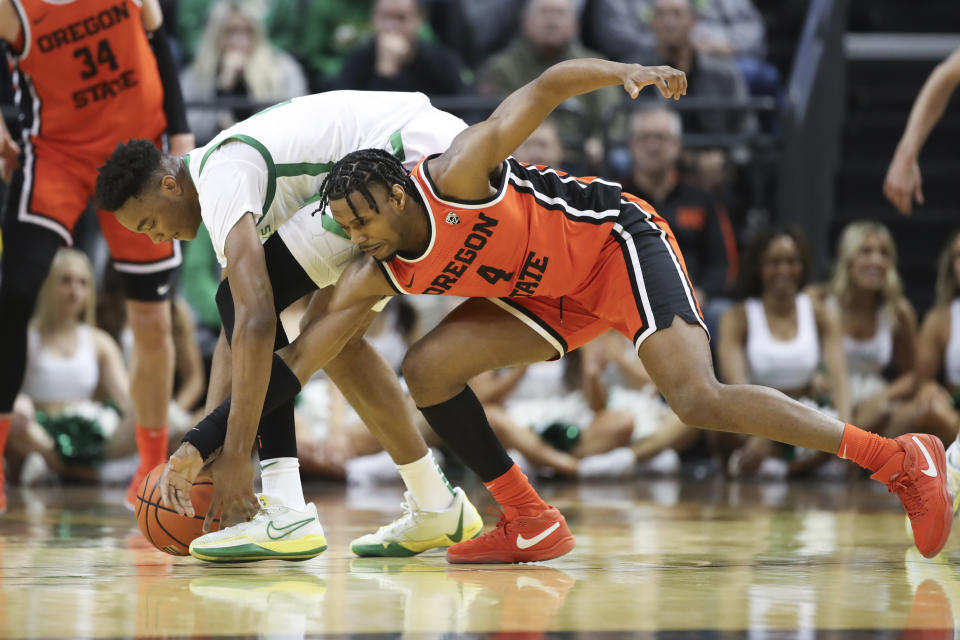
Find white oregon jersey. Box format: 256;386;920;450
183;91;467;273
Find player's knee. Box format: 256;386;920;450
662;377;722;427
401;345;432;400
401;342;461;403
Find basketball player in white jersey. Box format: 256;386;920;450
95;91;484;562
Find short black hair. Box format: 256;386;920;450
95;139;164;212
734;224;813;299
318;148;418;219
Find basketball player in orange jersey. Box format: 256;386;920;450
305;58;951;562
0;0;194;512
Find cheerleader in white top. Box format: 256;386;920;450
718;227;852;477
8;250;134;483
908;232;960;478
817;221;919;436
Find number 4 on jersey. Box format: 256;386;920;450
477;265;514;285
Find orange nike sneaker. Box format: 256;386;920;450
871;433;952;558
446;506;575;564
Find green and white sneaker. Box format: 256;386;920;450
189;495;328;562
351;487;483;557
945;439;960;516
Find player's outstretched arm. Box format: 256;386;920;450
277;257;396;380
430;58;685;199
884;47;960;215
211;214;277;526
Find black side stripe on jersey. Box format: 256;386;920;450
610;224;655;346
508;159;623;211
495;297;569;356
621;197;702;323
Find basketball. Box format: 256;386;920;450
134;462;219;556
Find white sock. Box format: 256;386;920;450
396;450;455;512
260;457;307;510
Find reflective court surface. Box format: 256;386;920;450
1;479;958;638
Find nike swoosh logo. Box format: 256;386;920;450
260;461;279;470
914;436;939;478
156;283;171;297
516;522;560;549
266;517;315;540
447;505;465;543
403;273;414;289
33;14;47;25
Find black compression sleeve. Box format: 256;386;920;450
148;25;190;135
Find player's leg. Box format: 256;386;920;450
99;208;179;508
402;297;587;563
0;161;78;512
186;236;327;562
615;196;951;557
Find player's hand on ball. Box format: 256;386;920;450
204;452;259;532
623;64;687;100
160;442;205;517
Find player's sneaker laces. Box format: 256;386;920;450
446;505;575;564
872;434;952;558
189;495;327;562
351;487;483;557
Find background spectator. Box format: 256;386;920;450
619;105;738;331
477;0;621;169
180;0;308;144
266;0;374;91
815;222;919;437
637;0;756;137
898;232;960;444
513;116;582;174
717;227;850;478
336;0;466;97
8;250;133;484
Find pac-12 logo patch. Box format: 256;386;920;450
445;211;460;225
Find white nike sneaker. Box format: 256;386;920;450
189;495;328;562
350;487;483;557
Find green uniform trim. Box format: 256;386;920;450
390;130;406;161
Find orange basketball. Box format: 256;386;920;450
134;462;219;556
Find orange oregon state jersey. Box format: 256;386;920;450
380;156;664;299
6;0;166;155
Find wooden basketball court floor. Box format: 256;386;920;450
1;477;957;638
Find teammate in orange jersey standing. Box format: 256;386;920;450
0;0;194;511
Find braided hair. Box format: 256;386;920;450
317;148;419;218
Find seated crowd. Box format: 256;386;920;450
6;0;955;491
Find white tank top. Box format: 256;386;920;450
944;299;960;387
21;325;99;403
745;293;820;391
843;308;894;377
